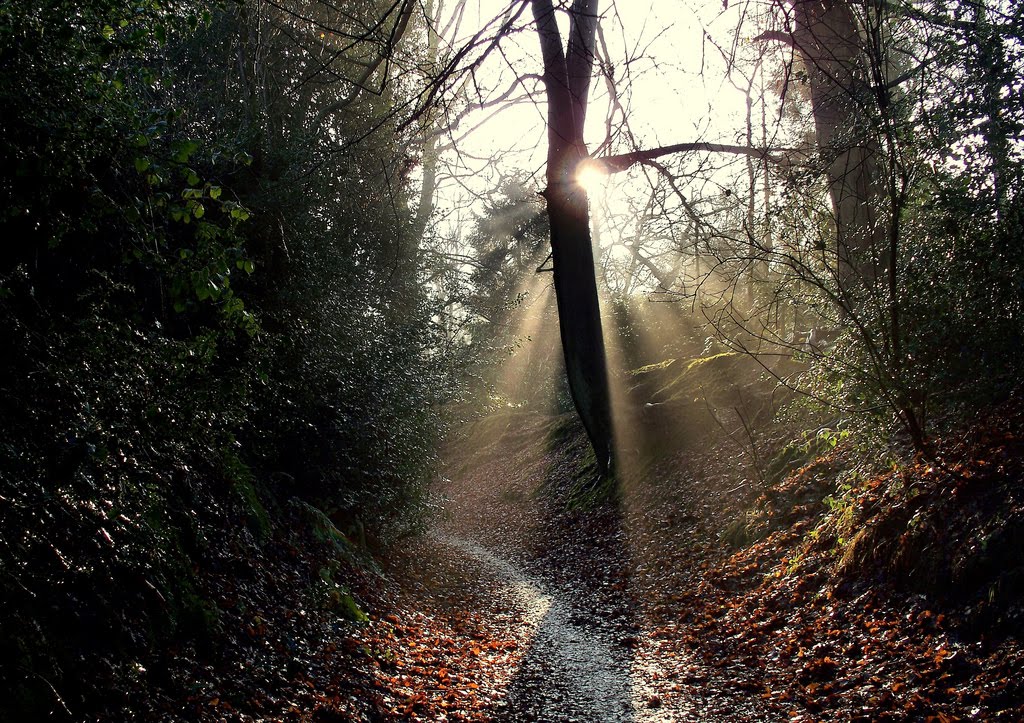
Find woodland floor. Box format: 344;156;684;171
377;411;1024;722
99;405;1024;722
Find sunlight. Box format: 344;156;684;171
575;159;609;196
487;270;561;410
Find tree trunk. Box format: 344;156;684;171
532;0;614;475
791;0;888;295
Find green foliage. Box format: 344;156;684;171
0;0;455;717
452;180;561;411
720;514;755;550
328;588;371;623
765;429;840;488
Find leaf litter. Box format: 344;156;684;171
96;402;1024;721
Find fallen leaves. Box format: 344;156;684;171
94;400;1024;722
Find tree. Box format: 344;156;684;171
0;2;460;713
406;0;1022;463
526;0;786;475
531;0;615;476
770;0;890;295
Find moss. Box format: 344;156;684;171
327;588;370;623
234;478;272;542
721;516;753;549
545;412;582;445
630;358;678;376
685;351;738;371
291;499;360;566
566;470;618;510
633;351;741;403
763;434;837;491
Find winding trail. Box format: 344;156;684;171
432;532;699;722
411;411;776;721
440;534;634;721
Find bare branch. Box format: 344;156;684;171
310;0;416;133
599;142;786;173
753;29;796;47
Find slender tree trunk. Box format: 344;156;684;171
532;0;614;475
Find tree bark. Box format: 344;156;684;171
789;0;888;294
532;0;614;476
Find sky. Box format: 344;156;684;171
428;0;775;258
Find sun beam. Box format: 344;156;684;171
576;159;609;196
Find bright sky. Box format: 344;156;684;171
430;0;771;259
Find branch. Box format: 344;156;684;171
565;0;600;137
401;1;532;131
599;142;786;173
310;0;416;133
753;30;796;48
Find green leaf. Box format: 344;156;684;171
186;171;200;186
243;260;255;274
209;186;222;200
173;141;200;163
192;203;204;219
134;157;151;173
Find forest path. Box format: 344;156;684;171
432;532;666;722
386;411;776;721
387;527;694;721
378;410;1024;722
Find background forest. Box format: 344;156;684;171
1;0;1022;719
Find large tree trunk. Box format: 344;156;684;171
790;0;888;295
787;1;929;449
532;0;615;475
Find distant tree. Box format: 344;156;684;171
761;0;891;295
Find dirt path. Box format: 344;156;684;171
391;409;1016;721
380;411;779;721
437;533;637;721
396;524;771;722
